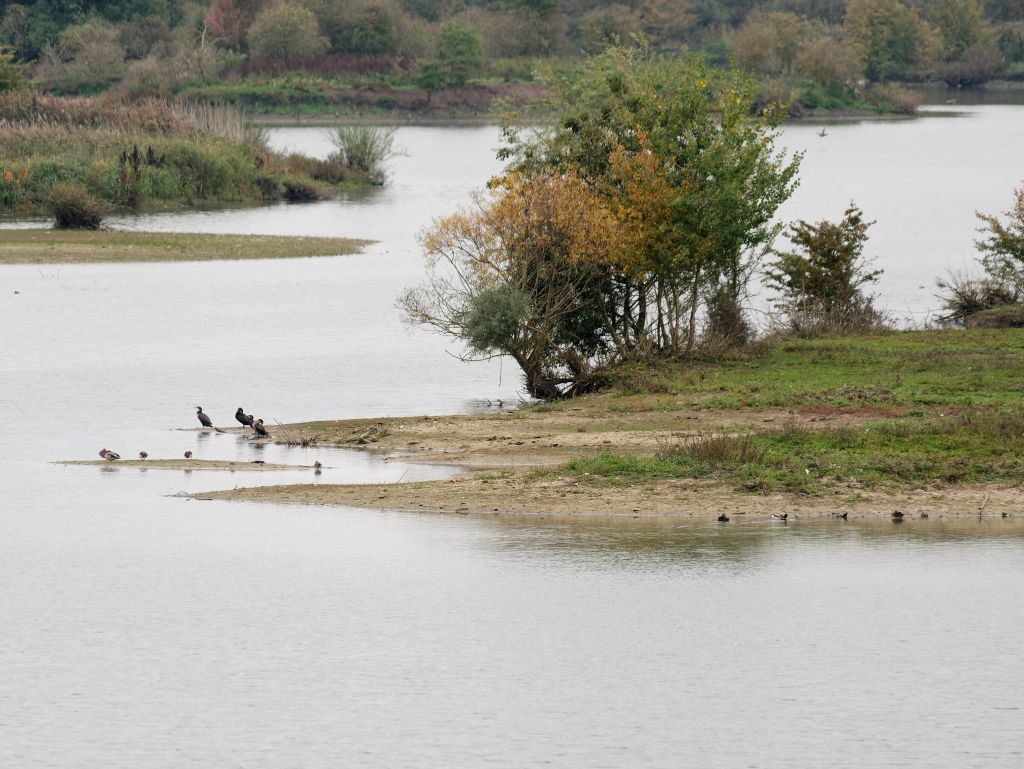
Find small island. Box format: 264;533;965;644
0;230;369;265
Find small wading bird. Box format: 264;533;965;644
139;451;148;460
235;407;254;428
196;406;213;429
99;448;120;460
184;451;193;459
313;460;322;471
252;419;269;437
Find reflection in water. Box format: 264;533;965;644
485;515;1024;568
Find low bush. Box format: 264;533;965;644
964;304;1024;328
48;182;108;229
281;177;326;201
330;124;398;179
937;270;1020;325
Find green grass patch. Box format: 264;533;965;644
557;412;1024;495
0;230;370;264
606;331;1024;411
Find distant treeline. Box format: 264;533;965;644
2;1;1024;101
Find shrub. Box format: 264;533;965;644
936;271;1021;325
329;125;398;180
965;304;1024;328
281;177;326;201
48;182;108;229
765;203;885;335
976;184;1024;289
703;285;754;351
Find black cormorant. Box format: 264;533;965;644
196;406;213;428
252;419;269;437
235;407;254;427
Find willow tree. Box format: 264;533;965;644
501;45;801;355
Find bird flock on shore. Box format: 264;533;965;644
98;405;294;465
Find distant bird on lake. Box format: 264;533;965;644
717;513;729;522
252;419;269;437
838;512;848;520
818;127;828;137
235;407;254;428
184;450;193;459
920;512;929;519
196;406;213;429
139;451;148;460
771;513;788;522
99;448;120;460
892;510;905;521
313;460;322;470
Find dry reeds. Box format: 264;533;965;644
0;92;265;148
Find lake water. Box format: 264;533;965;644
1;105;1023;768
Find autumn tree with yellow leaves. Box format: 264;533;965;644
404;46;801;399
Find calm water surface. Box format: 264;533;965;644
2;110;1023;768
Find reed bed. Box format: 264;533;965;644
0;92;266;147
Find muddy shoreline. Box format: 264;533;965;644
194;405;1024;519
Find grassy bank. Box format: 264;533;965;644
0;230;370;264
198;329;1024;517
0;93;372;217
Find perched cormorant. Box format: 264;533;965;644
235;407;254;427
252;419;269;437
184;450;193;459
139;451;148;459
196;406;213;428
99;448;121;460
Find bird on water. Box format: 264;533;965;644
717;514;730;522
252;419;269;437
771;513;788;522
235;407;254;427
99;448;121;460
196;406;213;429
139;451;148;460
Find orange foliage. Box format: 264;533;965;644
606;131;692;278
423;170;623;282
